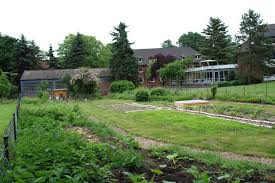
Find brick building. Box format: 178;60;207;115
20;68;111;97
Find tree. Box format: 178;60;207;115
47;45;58;69
200;17;232;62
64;32;86;68
110;22;139;84
58;34;111;68
236;10;272;84
0;71;12;102
159;57;192;85
0;34;17;72
147;53;177;80
15;35;41;83
161;39;175;48
177;32;205;51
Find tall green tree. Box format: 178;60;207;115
236;9;272;84
15;35;41;83
58;34;111;68
161;39;175;48
64;33;86;68
0;71;12;102
47;44;58;69
200;17;232;62
177;32;205;51
0;34;17;72
110;22;138;84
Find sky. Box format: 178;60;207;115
0;0;274;51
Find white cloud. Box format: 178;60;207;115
0;0;274;51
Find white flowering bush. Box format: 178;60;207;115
70;68;99;97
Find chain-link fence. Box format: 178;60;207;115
163;81;275;103
0;95;21;177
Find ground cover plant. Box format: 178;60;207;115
78;99;275;158
3;99;143;182
111;81;275;104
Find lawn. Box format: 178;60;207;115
0;100;16;137
111;81;275;104
78;99;275;158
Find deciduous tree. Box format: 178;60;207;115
177;32;205;51
0;71;12;102
161;39;175;48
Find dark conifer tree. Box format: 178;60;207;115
65;32;85;68
47;44;58;69
236;9;272;84
110;22;138;84
200;17;232;62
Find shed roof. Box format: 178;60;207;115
186;64;237;72
20;68;111;81
133;47;198;65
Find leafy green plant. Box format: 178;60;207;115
186;165;210;183
150;168;163;182
110;80;135;93
135;90;149;102
150;88;166;96
123;172;149;183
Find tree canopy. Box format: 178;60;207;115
0;34;17;72
15;35;41;83
159;57;192;82
200;17;233;62
47;45;58;69
147;53;177;80
161;39;175;48
110;22;139;84
236;10;272;84
177;32;205;51
0;71;12;102
58;33;111;69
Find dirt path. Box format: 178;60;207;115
112;125;275;166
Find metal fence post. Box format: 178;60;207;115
3;136;9;161
266;82;268;100
13;113;16;141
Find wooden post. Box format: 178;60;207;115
3;136;9;161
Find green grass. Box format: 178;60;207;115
0;100;16;137
144;100;275;121
78;99;275;158
110;81;275;104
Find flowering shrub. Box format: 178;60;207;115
70;68;99;97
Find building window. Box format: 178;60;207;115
149;78;155;82
138;67;143;72
138;57;143;62
195;55;201;59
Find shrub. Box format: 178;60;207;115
110;80;135;93
210;86;217;99
150;88;166;96
135;90;149;102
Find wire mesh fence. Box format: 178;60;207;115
0;95;21;177
162;81;275;103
